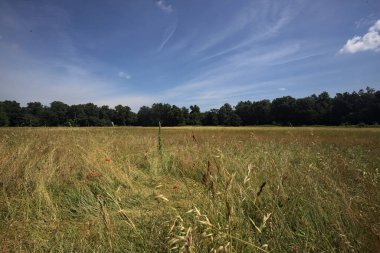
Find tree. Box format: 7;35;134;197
168;105;185;126
0;103;9;126
49;101;69;126
188;105;202;125
202;109;219;125
2;101;23;126
315;92;332;125
271;96;297;125
99;105;113;126
294;96;316;125
235;100;272;125
331;92;351;125
373;90;380;124
1;87;379;127
181;107;189;125
114;105;133;126
235;101;253;125
137;106;154;126
217;103;241;126
355;87;378;124
23;102;44;126
84;103;100;126
252;100;272;125
67;104;86;126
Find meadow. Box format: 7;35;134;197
0;127;379;252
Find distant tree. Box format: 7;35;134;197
235;101;253;125
236;100;272;125
23;102;44;126
181;107;189;125
137;106;154;126
1;101;23;126
373;90;380;123
67;105;86;126
168;105;185;126
49;101;69;126
99;105;113;126
331;92;351;125
315;92;332;125
202;109;219;125
271;96;297;125
1;87;379;127
113;105;133;126
355;87;378;124
217;103;241;126
188;105;202;125
294;96;316;125
83;103;100;126
0;103;9;126
252;100;272;124
149;103;172;126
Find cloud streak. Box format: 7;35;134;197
155;0;173;13
192;1;298;62
339;19;380;54
162;44;305;105
158;23;177;52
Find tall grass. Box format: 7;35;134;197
0;127;379;252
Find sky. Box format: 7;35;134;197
0;0;379;111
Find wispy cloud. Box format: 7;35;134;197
0;49;153;110
192;1;298;61
162;44;304;104
118;71;131;79
355;14;376;28
155;0;173;13
339;19;380;54
163;68;338;110
227;44;301;67
158;23;177;52
0;2;129;108
191;4;257;54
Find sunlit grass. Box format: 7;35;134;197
0;127;379;252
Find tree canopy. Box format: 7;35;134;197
0;87;379;127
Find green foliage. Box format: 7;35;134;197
188;105;202;125
202;109;219;125
217;103;241;126
0;104;9;126
0;87;379;127
1;100;23;126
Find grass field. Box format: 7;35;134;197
0;127;379;252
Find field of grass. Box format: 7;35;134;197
0;127;379;252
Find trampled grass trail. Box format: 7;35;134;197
0;127;379;252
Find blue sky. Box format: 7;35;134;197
0;0;379;111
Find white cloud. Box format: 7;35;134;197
339;19;380;54
279;88;286;91
118;71;131;79
156;0;173;13
369;19;380;32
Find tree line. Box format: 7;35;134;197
0;87;379;127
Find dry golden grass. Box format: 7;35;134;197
0;127;379;252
